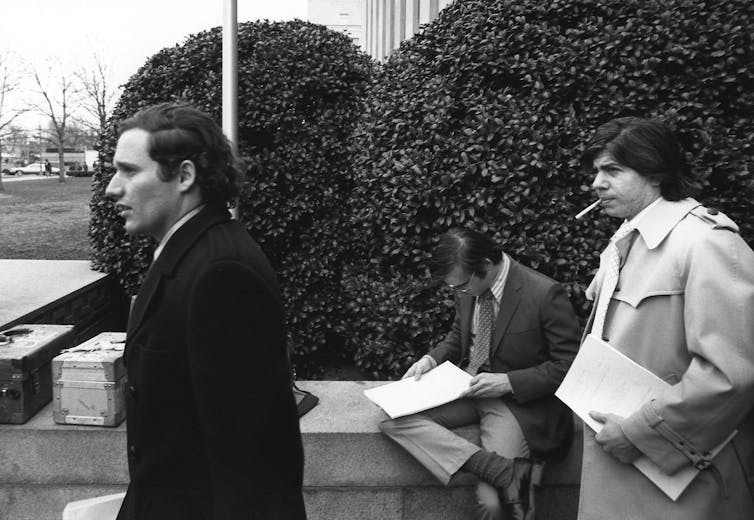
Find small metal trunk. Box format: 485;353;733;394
52;332;127;427
0;324;75;424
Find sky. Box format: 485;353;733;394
0;0;308;129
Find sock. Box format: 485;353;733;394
461;449;513;488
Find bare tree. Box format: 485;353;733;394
30;64;75;183
0;53;28;192
75;54;119;136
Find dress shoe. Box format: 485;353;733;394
498;457;532;520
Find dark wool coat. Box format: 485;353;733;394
117;205;306;520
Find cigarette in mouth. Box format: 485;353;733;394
575;199;601;219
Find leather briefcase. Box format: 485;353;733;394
0;324;74;423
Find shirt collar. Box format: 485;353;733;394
153;204;206;262
488;253;511;303
627;197;701;250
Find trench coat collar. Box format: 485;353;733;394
632;197;701;250
126;205;231;340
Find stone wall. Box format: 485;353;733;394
0;381;581;520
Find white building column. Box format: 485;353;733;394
395;0;406;47
385;0;395;56
429;0;439;20
372;0;380;59
365;0;372;56
361;0;451;61
406;0;420;40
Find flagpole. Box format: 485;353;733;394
222;0;239;219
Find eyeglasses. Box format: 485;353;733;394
447;273;476;294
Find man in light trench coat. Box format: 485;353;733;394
577;116;754;519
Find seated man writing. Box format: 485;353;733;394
379;227;580;520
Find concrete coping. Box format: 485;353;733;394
0;260;108;329
0;380;580;488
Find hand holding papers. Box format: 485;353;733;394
364;361;472;419
556;334;734;501
556;335;667;433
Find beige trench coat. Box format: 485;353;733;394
578;198;754;520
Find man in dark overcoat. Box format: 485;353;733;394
106;103;306;520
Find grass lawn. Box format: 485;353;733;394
0;177;93;260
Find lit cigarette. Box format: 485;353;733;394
575;199;601;219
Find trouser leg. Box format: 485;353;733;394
379;398;481;484
474;398;530;520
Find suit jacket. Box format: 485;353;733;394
578;198;754;520
117;205;306;520
428;260;581;459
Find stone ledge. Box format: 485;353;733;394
0;259;128;343
0;381;581;519
0;260;107;328
298;381;582;488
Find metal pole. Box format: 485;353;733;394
222;0;239;219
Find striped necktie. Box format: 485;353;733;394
591;222;635;338
466;289;495;375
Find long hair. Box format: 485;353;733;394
581;117;698;201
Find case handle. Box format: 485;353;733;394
0;386;21;400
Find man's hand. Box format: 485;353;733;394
590;411;642;464
461;372;512;398
402;356;435;380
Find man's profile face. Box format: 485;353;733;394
591;151;662;221
106;128;183;241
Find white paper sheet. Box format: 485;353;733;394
62;492;125;520
363;361;472;419
556;334;734;501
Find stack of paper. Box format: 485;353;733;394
556;334;734;501
62;492;125;520
364;361;472;418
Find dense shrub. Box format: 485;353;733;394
90;21;373;376
347;0;754;377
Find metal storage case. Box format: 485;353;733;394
0;324;75;423
52;331;127;427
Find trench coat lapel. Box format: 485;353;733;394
489;261;522;360
125;206;231;346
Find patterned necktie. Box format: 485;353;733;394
466;290;495;375
591;222;635;338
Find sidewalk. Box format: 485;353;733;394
1;174;66;183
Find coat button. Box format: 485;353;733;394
707;208;719;215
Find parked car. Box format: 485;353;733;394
13;162;60;175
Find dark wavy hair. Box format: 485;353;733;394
431;227;503;282
118;103;241;207
581;117;699;201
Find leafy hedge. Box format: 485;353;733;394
90;1;753;380
90;21;373;376
346;0;754;377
